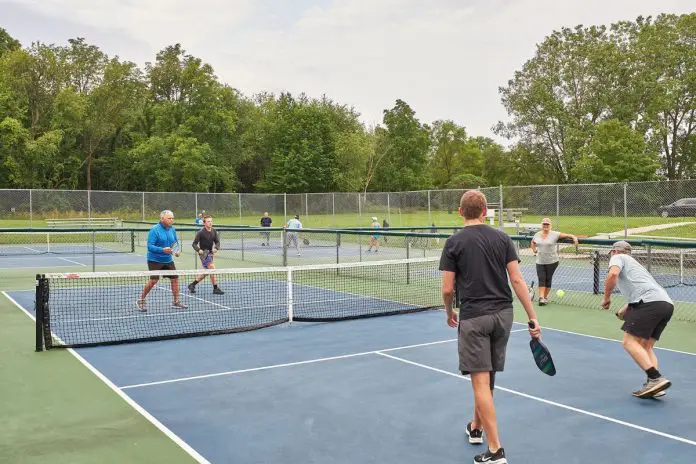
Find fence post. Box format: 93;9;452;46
332;193;336;227
284;193;287;224
556;185;560;229
194;193;198;217
29;189;33;228
427;190;432;225
387;192;391;223
141;192;145;221
623;183;628;238
498;184;504;230
87;190;91;221
305;193;309;217
238;193;242;223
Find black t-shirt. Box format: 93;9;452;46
192;228;220;252
439;225;519;319
260;217;272;227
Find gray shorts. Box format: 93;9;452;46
458;308;514;374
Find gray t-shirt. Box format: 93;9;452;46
608;254;673;305
533;231;561;265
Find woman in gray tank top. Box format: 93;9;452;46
530;217;578;305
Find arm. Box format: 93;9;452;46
601;266;620;309
507;260;541;337
191;230;201;252
559;232;579;245
530;239;537;255
441;271;457;328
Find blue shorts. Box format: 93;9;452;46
372;234;381;239
201;255;214;268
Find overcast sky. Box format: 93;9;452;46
1;0;694;145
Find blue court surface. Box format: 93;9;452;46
0;252;144;270
8;289;696;464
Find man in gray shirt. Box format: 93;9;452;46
601;240;673;398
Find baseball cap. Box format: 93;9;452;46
541;217;552;225
371;217;378;221
610;240;632;253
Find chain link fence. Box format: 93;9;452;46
3;180;696;237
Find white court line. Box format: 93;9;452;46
511;322;696;356
375;351;696;447
120;338;457;390
1;291;211;464
58;257;87;266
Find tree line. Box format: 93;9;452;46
0;13;694;194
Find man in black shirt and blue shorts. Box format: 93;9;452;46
188;216;224;295
440;190;541;464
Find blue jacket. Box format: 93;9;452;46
147;223;178;263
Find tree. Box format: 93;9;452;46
497;13;696;181
0;28;20;58
572;119;660;182
372;99;430;191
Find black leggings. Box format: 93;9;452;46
536;262;559;288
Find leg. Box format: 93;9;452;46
621;302;673;397
137;277;158;311
622;332;652;370
543;262;559;299
535;264;547;304
471;372;501;452
171;277;181;303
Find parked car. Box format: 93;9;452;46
657;198;696;217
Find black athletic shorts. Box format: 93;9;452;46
147;260;177;280
622;300;674;341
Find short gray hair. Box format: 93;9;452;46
160;210;174;220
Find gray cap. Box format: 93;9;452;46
610;240;632;253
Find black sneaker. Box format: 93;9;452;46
213;287;225;295
187;283;196;294
474;447;507;464
466;422;483;444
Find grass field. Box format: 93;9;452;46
2;212;694;238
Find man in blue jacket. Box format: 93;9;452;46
136;210;188;311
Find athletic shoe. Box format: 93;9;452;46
187;283;196;294
173;301;188;309
474;447;507;463
633;377;671;398
136;298;146;312
466;422;483;444
653;390;666;398
213;287;225;295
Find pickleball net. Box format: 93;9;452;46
35;257;443;350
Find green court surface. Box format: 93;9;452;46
0;296;196;464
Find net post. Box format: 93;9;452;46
680;250;684;286
287;268;293;323
91;230;96;271
406;240;411;284
336;232;340;266
35;274;44;352
130;230;135;253
593;250;600;294
241;231;245;261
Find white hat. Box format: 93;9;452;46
371;217;378;221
